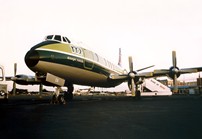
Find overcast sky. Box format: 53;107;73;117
1;0;202;90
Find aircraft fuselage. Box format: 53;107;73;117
25;35;126;87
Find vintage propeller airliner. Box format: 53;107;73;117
13;34;202;103
23;35;156;103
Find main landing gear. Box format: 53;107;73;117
51;84;74;104
134;84;141;100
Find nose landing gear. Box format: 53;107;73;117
51;84;74;104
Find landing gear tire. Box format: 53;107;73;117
135;91;141;100
51;94;66;104
64;84;74;102
58;95;66;104
51;95;57;104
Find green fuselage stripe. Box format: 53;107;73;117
37;50;113;77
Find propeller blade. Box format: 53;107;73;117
12;81;16;95
131;78;135;97
13;63;17;95
128;56;133;72
35;72;38;81
173;74;178;93
14;63;17;76
172;51;177;68
137;65;155;72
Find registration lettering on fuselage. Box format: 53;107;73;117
67;56;84;63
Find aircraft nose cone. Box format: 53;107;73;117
25;50;39;67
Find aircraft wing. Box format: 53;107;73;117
109;74;128;80
8;74;63;87
109;71;154;81
6;74;44;85
137;71;154;78
111;66;202;81
153;69;170;77
12;75;42;85
153;66;202;78
153;51;202;78
180;67;202;73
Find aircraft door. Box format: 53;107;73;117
83;49;94;70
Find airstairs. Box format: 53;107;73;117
141;78;172;96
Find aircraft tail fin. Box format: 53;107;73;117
118;48;122;67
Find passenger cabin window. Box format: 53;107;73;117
63;37;67;42
45;35;71;43
93;53;99;62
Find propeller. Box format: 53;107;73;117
171;51;179;93
128;56;135;96
10;63;44;95
154;51;198;93
127;56;154;97
12;63;17;95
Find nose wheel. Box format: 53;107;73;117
51;94;66;104
51;84;74;104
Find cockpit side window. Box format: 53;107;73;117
54;35;61;41
46;35;53;40
65;37;71;43
63;37;67;42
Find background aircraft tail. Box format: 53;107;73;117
118;48;122;67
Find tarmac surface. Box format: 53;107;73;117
0;95;202;139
